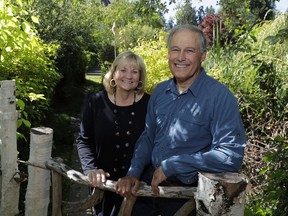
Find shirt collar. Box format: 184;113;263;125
165;67;207;97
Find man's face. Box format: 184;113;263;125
168;29;206;84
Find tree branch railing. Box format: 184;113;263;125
25;157;197;215
19;157;248;216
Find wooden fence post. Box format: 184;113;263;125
0;80;20;215
25;127;53;216
195;172;248;215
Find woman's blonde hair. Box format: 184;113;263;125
103;50;146;94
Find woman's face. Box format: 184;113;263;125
113;61;141;92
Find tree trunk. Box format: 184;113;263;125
195;172;248;216
0;80;20;216
25;127;53;216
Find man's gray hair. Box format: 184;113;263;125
167;24;207;53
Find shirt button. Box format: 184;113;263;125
121;166;126;170
113;168;117;172
126;131;131;135
125;143;129;147
116;145;120;149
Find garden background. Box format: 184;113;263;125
0;0;287;215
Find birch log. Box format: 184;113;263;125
45;158;196;215
46;158;196;199
195;172;248;216
25;127;53;216
45;159;249;215
0;80;20;215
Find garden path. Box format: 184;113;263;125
66;116;92;216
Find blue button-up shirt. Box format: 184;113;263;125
127;69;246;184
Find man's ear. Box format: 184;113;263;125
201;51;207;63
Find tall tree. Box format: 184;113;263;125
218;0;278;38
250;0;276;20
28;0;103;99
175;1;197;25
92;0;166;70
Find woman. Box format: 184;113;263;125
76;50;150;216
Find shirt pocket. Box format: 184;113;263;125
172;116;210;144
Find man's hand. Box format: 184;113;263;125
115;175;140;199
151;166;167;195
87;169;110;187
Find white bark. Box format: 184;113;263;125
25;127;53;216
0;80;20;215
46;158;196;199
196;172;248;216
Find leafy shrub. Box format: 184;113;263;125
130;30;171;94
206;13;288;215
0;1;61;130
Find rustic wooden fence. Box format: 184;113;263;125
0;80;249;216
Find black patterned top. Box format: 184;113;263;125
76;90;150;180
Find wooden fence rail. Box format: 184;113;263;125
19;157;248;216
0;80;249;216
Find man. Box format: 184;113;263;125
115;24;246;216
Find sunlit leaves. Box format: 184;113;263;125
31;15;39;24
1;0;61;137
130;30;171;94
28;93;45;102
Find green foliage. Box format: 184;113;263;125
95;0;166;70
0;0;61;130
130;30;171;94
28;0;101;99
205;13;288;215
26;0;166;97
118;23;158;52
218;0;278;42
175;1;198;25
2;1;287;214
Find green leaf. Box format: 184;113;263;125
17;132;27;141
16;99;25;110
31;16;39;24
28;93;46;101
16;0;23;7
22;21;31;34
22;119;31;128
259;166;269;175
17;119;23;128
264;36;278;45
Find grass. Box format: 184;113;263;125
86;74;102;83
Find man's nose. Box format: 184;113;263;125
177;51;186;61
